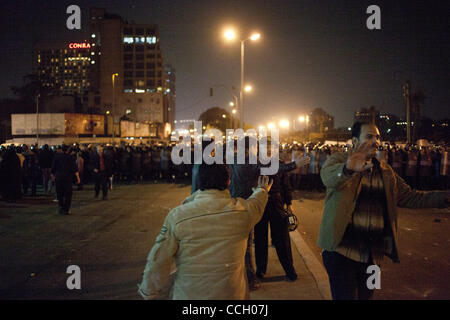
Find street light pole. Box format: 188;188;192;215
224;30;260;130
112;73;119;143
36;93;40;146
240;40;244;129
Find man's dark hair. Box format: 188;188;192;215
198;163;230;191
351;121;371;140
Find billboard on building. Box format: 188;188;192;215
11;113;104;136
120;121;151;137
64;114;104;136
12;113;65;135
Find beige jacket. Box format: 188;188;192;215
138;187;268;300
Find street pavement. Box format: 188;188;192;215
0;182;325;300
3;182;446;300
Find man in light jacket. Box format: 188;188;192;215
138;163;273;300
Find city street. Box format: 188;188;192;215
0;182;190;299
0;182;325;300
292;190;450;300
1;182;448;300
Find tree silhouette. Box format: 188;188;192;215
198;107;233;133
10;73;59;113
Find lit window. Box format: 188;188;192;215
135;89;145;93
146;37;157;44
124;89;133;93
123;37;134;44
135;37;145;44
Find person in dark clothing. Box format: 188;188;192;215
39;144;54;194
51;145;80;214
23;146;40;196
131;147;143;183
90;145;114;200
254;161;298;281
228;137;310;290
0;146;22;202
191;139;215;194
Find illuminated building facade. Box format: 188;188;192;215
34;42;93;99
34;8;175;138
89;7;175;137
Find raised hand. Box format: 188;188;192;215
346;141;374;172
258;175;274;192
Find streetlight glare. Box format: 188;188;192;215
222;114;227;118
299;116;305;122
224;30;236;40
244;85;252;92
229;102;235;107
267;122;275;129
279;120;290;128
250;33;261;41
232;109;237;114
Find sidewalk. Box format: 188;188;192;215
249;224;330;300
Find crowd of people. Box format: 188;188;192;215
279;142;450;192
0;143;188;203
1;140;448;203
1;126;449;300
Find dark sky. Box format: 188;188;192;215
1;0;449;128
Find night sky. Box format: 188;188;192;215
1;0;449;128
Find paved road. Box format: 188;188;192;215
0;183;324;300
291;190;450;300
0;183;189;299
2;183;447;300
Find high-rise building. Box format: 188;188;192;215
34;8;175;139
89;8;174;138
34;42;93;104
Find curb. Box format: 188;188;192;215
290;229;332;300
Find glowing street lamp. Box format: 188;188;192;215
299;116;305;122
279;120;290;128
224;30;236;40
223;28;261;128
250;33;261;41
229;101;235;107
267;122;275;130
244;85;253;92
232;109;237;114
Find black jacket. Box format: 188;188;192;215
51;153;78;182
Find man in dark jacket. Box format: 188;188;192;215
0;146;22;202
254;159;297;281
51;145;80;215
90;145;114;200
228;136;310;290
